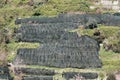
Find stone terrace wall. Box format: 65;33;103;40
62;72;98;80
13;13;103;80
15;23;80;43
0;66;13;80
17;67;55;75
15;13;120;26
13;14;102;68
13;33;101;68
22;76;53;80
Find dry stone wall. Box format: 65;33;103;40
13;13;103;80
0;66;13;80
14;34;101;68
62;72;98;80
15;23;80;43
17;67;55;75
15;13;120;27
22;76;53;80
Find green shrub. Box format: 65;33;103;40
103;30;120;53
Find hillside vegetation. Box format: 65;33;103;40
0;0;92;57
0;1;120;79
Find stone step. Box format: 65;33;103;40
22;76;53;80
62;72;98;80
15;67;55;76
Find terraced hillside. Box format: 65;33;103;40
0;0;120;80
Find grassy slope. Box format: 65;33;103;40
34;0;91;16
0;0;34;64
0;0;120;79
0;0;92;63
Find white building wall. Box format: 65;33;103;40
112;5;120;10
113;1;119;5
100;0;120;11
101;0;112;5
